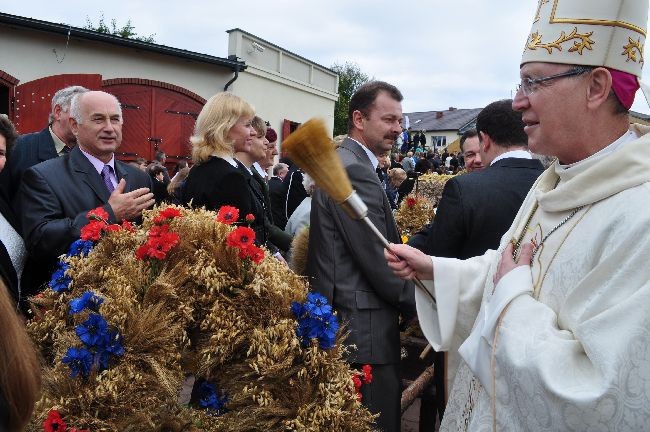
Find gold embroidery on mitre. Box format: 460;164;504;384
622;37;645;64
527;27;595;54
549;0;646;37
534;0;550;24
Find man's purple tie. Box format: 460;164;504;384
101;165;115;193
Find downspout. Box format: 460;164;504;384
223;56;241;91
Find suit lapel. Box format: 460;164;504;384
341;139;400;242
69;147;111;203
38;128;58;162
114;161;129;190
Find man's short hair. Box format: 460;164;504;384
48;86;89;124
347;81;403;133
475;100;527;148
69;92;122;125
154;151;166;162
460;129;479;153
273;162;289;176
147;164;165;176
0;114;18;158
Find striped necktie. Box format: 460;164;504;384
101;165;115;193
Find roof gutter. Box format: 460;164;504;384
223;55;241;91
0;12;246;71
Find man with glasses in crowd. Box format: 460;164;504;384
385;0;650;430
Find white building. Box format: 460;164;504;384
0;13;338;163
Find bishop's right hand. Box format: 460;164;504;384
384;243;434;281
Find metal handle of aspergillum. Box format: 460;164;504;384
339;191;436;304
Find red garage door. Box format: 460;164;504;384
104;80;205;165
12;74;102;134
7;74;204;166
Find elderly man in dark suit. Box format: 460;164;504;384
307;81;415;432
1;86;89;207
17;91;154;304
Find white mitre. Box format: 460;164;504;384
521;0;647;77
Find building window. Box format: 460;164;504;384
432;136;447;148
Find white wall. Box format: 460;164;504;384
228;30;338;145
0;25;232;99
1;24;340;151
421;130;460;150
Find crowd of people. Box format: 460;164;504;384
2;0;650;430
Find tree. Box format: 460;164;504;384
84;13;156;43
331;62;370;136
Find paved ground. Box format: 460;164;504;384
401;398;421;431
401;398;440;431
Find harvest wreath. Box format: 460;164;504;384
27;205;375;431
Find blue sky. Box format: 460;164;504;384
3;0;649;114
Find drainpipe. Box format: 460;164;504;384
223;55;242;91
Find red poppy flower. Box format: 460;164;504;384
80;220;105;241
247;245;265;264
103;224;122;233
406;197;417;208
121;220;134;232
226;226;255;249
216;206;240;225
87;206;109;222
245;213;255;223
352;375;362;390
43;409;67;432
135;224;180;260
154;207;183;224
238;244;265;263
362;364;373;384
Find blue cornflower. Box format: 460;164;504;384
199;381;228;415
62;346;94;378
318;312;339;349
102;328;125;357
67;239;94;257
94;334;125;369
305;292;332;317
291;301;305;318
76;313;109;347
49;262;72;293
292;293;339;350
69;291;104;314
94;350;111;370
93;326;125;369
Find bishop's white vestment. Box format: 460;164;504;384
417;125;650;431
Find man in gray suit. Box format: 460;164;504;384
307;81;415;432
17;91;154;304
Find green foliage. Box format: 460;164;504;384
84;13;156;43
331;62;370;136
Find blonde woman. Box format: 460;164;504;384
182;93;257;222
387;168;414;207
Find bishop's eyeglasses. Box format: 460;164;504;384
515;67;592;96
